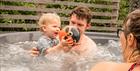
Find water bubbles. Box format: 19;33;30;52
0;40;123;71
8;44;24;54
107;40;123;61
1;66;30;71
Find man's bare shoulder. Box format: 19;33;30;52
83;35;97;48
83;35;96;43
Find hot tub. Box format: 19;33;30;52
0;32;122;71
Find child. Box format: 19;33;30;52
35;13;61;56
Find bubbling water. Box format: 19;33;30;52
0;40;123;71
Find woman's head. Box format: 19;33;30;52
119;9;140;62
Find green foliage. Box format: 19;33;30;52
119;0;129;20
0;0;129;31
0;0;129;20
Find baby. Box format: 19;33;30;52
35;13;61;56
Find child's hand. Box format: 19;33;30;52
30;47;39;57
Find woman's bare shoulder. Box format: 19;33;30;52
91;62;132;71
90;62;121;71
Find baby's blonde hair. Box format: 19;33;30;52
38;13;61;31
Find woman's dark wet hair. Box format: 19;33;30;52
123;9;140;51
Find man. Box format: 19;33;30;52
66;6;98;56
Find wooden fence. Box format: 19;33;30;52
0;0;120;32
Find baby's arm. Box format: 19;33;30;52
30;36;75;56
47;36;74;53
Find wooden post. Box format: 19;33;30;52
111;0;120;28
35;1;46;30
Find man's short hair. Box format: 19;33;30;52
70;6;92;24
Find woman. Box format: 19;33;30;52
91;9;140;71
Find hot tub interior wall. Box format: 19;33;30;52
0;32;118;44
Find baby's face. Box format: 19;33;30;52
43;19;61;39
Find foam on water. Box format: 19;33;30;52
0;40;123;71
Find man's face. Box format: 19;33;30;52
69;14;90;35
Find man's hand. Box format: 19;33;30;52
61;36;74;47
30;47;39;57
59;36;75;52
